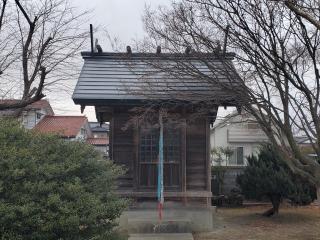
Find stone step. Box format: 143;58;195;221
129;233;194;240
127;218;192;233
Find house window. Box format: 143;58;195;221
36;112;42;120
229;147;244;165
139;123;181;189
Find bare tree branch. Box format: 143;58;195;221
141;0;320;194
284;0;320;30
0;0;89;110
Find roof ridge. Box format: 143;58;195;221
81;51;236;59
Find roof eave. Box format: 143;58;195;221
72;97;239;107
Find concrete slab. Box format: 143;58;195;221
129;233;194;240
128;218;192;233
119;207;215;233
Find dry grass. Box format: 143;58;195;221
194;205;320;240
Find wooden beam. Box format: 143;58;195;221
115;190;212;198
109;116;114;160
205;117;211;207
181;112;187;205
133;120;139;190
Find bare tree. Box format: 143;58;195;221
272;0;320;30
142;0;320;203
0;0;88;110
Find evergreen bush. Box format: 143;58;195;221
0;119;127;239
237;144;316;216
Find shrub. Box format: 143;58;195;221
211;166;227;195
237;144;316;216
212;189;243;207
0;119;127;239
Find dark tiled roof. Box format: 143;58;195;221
89;122;109;132
34;116;88;138
72;52;241;105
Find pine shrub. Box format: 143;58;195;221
237;144;316;216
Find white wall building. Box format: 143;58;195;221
0;99;54;129
211;111;268;166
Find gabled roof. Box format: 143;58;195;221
212;110;255;130
72;52;241;106
294;136;313;145
0;99;54;115
34;116;88;138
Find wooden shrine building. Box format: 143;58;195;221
72;49;241;209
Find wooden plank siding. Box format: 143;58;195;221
112;112;135;190
108;107;211;204
186;118;207;191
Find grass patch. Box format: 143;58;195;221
194;206;320;240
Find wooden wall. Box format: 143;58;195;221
111;109;135;190
186;118;208;191
108;107;210;200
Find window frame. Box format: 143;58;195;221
228;146;244;166
138;122;182;190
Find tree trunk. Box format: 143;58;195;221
263;195;281;217
314;187;320;206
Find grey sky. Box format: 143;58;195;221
50;0;231;121
51;0;172;121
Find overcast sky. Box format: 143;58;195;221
49;0;231;121
49;0;172;121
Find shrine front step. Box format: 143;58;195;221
128;233;194;240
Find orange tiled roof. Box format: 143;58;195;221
86;138;108;145
34;115;88;138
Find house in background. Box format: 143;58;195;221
211;111;268;166
89;122;109;138
210;111;268;194
86;137;109;156
34;115;92;141
0;99;54;129
1;100;109;156
87;122;109;156
34;116;109;156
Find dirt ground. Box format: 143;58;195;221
194;205;320;240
